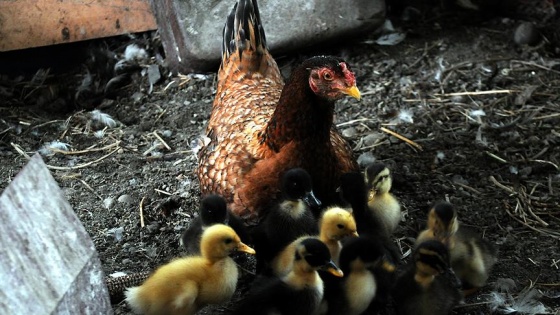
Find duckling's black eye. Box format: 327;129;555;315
337;224;344;229
224;238;233;244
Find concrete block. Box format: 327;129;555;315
151;0;386;73
0;154;111;314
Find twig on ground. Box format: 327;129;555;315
503;202;560;239
153;131;171;151
139;196;146;228
336;118;377;127
78;179;104;201
154;188;172;196
511;60;560;75
380;127;423;151
437;89;514;97
49;141;121;155
485;151;508;164
11;142;120;170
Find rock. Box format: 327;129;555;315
150;0;386;73
357;151;376;167
513;22;541;46
103;197;115;209
117;194;134;204
0;154;111;314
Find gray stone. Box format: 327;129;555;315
0;154;111;314
117;194;134;204
150;0;386;73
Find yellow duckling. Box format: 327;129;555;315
393;240;463;315
364;162;402;236
416;201;497;294
319;207;359;264
125;224;255;315
271;207;358;277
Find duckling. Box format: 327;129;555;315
271;206;358;277
416;201;458;246
180;194;250;254
318;207;359;265
416;201;498;294
364;162;402;235
339;172;400;262
326;236;396;315
125;224;255;315
392;240;463;315
252;168;321;274
232;237;343;315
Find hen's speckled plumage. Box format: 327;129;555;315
197;0;360;221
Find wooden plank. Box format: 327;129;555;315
0;0;157;51
0;154;111;314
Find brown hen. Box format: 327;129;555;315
197;0;361;222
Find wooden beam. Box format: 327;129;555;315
0;0;157;51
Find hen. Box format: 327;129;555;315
197;0;361;221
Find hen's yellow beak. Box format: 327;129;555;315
342;85;361;101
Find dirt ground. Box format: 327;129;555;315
1;4;559;315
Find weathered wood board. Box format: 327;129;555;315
0;0;157;51
0;154;111;314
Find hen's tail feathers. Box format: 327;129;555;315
221;0;268;70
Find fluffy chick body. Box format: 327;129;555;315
180;194;249;255
326;237;395;315
364;162;401;235
233;237;342;315
393;240;462;315
271;207;357;277
126;224;254;315
252;168;320;274
416;202;497;291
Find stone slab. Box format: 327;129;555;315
0;154;111;314
151;0;386;73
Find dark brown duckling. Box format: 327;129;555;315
180;194;249;254
392;240;463;315
416;201;498;294
339;172;400;262
252;168;321;274
233;237;343;315
326;236;396;315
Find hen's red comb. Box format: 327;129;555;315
339;62;356;86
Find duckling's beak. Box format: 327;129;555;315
381;260;396;273
443;267;462;289
237;242;256;255
303;190;322;209
320;261;344;277
349;231;359;237
368;189;376;202
342;85;361;101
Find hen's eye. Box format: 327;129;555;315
323;72;333;81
